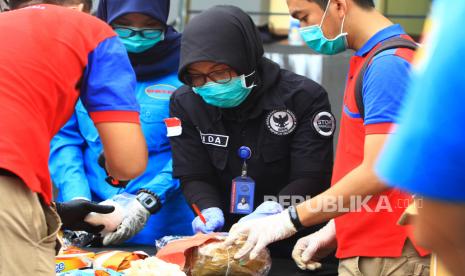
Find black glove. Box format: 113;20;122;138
98;153;130;188
56;199;115;234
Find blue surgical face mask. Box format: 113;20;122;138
192;72;256;108
115;28;165;53
299;0;348;55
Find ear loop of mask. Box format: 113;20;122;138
319;0;332;27
319;0;347;40
242;71;257;89
197;71;257;89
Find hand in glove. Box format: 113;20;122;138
292;220;337;271
102;191;159;245
56;199;115;234
224;210;297;260
102;199;149;246
192;207;225;234
239;201;283;223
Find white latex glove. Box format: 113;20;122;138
238;201;283;223
224;210;297;260
292;220;337;271
84;199;124;235
102;199;150;245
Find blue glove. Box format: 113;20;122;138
239;201;283;223
192;207;225;233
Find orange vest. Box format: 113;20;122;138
333;35;429;258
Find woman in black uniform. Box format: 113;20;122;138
169;5;335;258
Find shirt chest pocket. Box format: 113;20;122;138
205;146;229;171
196;123;230;171
140;104;170;152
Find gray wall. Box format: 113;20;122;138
92;0;271;29
185;0;270;26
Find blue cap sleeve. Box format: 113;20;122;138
362;51;412;126
80;36;140;120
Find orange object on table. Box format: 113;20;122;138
155;233;221;269
93;250;149;272
55;246;95;273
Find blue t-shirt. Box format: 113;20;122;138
377;0;465;202
345;24;412;126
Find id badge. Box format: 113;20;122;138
230;176;255;215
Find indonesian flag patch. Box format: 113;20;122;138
164;117;182;137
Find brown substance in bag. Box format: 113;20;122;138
189;238;271;276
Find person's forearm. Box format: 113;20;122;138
181;178;222;210
296;163;387;227
139;159;178;205
50;147;92;201
295;134;391;227
96;122;148;180
50;113;92;200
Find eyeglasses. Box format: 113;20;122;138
183;69;235;87
112;25;164;39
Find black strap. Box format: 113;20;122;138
355;37;418;120
97;153;130;188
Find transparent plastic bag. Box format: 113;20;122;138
188;236;271;276
155;236;189;252
124;257;186;276
62;230;96;248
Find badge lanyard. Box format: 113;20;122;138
230;146;256;215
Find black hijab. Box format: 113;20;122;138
97;0;181;80
179;5;264;77
178;5;281;121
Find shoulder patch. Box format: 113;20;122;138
312;111;335;137
164;117;182;137
266;110;297;136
